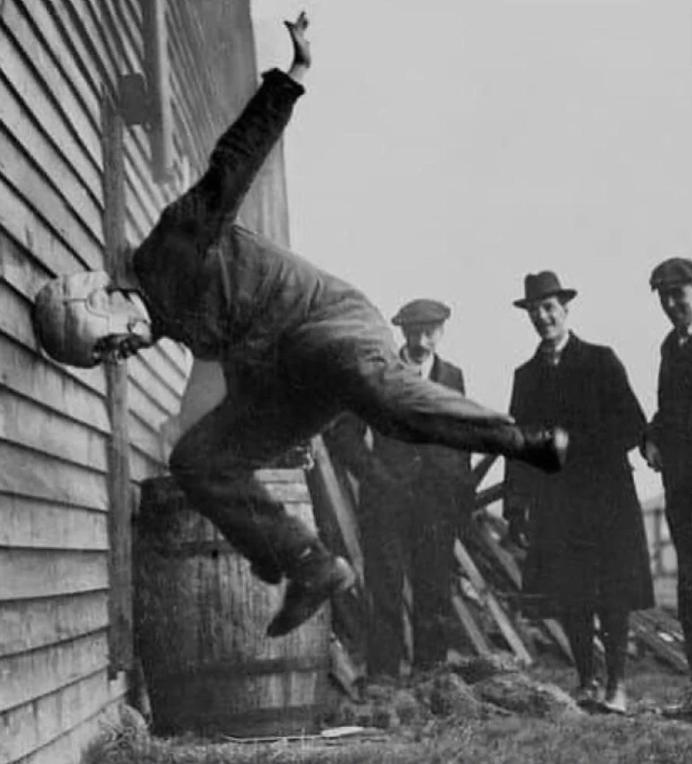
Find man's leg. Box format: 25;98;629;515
335;353;567;471
361;491;409;676
665;488;692;670
560;607;598;705
599;606;629;713
410;498;456;670
659;481;692;717
169;392;353;637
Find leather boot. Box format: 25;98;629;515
266;545;355;638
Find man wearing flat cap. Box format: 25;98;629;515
326;299;475;674
504;271;653;714
643;257;692;718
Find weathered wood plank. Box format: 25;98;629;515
454;538;533;665
9;691;124;764
0;57;102;237
16;0;101;122
1;0;101;162
0;20;100;196
450;586;493;657
0;390;109;473
0;633;109;714
0;496;108;551
308;436;365;586
131;346;188;401
0;127;102;262
0;335;109;434
0;548;108;601
0;592;109;658
472;512;574;663
2;671;112;763
0;442;108;511
0;180;98;298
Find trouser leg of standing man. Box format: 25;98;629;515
661;484;692;717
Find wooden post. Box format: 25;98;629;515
142;0;174;183
102;91;133;677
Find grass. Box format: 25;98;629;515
84;659;692;764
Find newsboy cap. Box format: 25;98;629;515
513;271;577;309
391;299;451;326
649;258;692;291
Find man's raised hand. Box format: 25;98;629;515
285;11;311;81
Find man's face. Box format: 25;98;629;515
402;322;444;363
87;288;151;363
527;295;569;344
659;283;692;332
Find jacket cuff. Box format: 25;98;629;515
262;67;306;98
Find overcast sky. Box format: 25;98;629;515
251;0;692;499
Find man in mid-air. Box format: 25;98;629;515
34;13;568;638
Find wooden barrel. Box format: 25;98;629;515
133;470;331;737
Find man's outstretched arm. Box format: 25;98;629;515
202;11;311;223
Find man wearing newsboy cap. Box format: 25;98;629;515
326;299;475;674
505;271;653;714
643;257;692;718
31;14;568;640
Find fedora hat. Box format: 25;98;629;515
513;271;577;310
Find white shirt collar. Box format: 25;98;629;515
401;347;435;379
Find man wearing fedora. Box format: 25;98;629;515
642;258;692;718
504;271;653;714
326;300;476;674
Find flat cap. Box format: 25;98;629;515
650;258;692;291
392;299;451;326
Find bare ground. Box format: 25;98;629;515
84;653;692;764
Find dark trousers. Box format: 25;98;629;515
664;475;692;672
363;484;458;675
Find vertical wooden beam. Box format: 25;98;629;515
102;90;133;677
142;0;174;182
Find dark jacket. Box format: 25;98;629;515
648;331;692;490
504;334;653;615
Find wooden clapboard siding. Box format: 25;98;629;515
0;593;109;659
0;0;291;761
10;678;124;764
0;497;108;551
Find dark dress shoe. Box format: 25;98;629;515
266;554;355;638
517;426;569;473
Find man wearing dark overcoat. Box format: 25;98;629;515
326;300;475;674
505;271;653;714
642;257;692;718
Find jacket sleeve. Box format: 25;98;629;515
595;348;646;455
646;342;668;449
133;69;304;293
